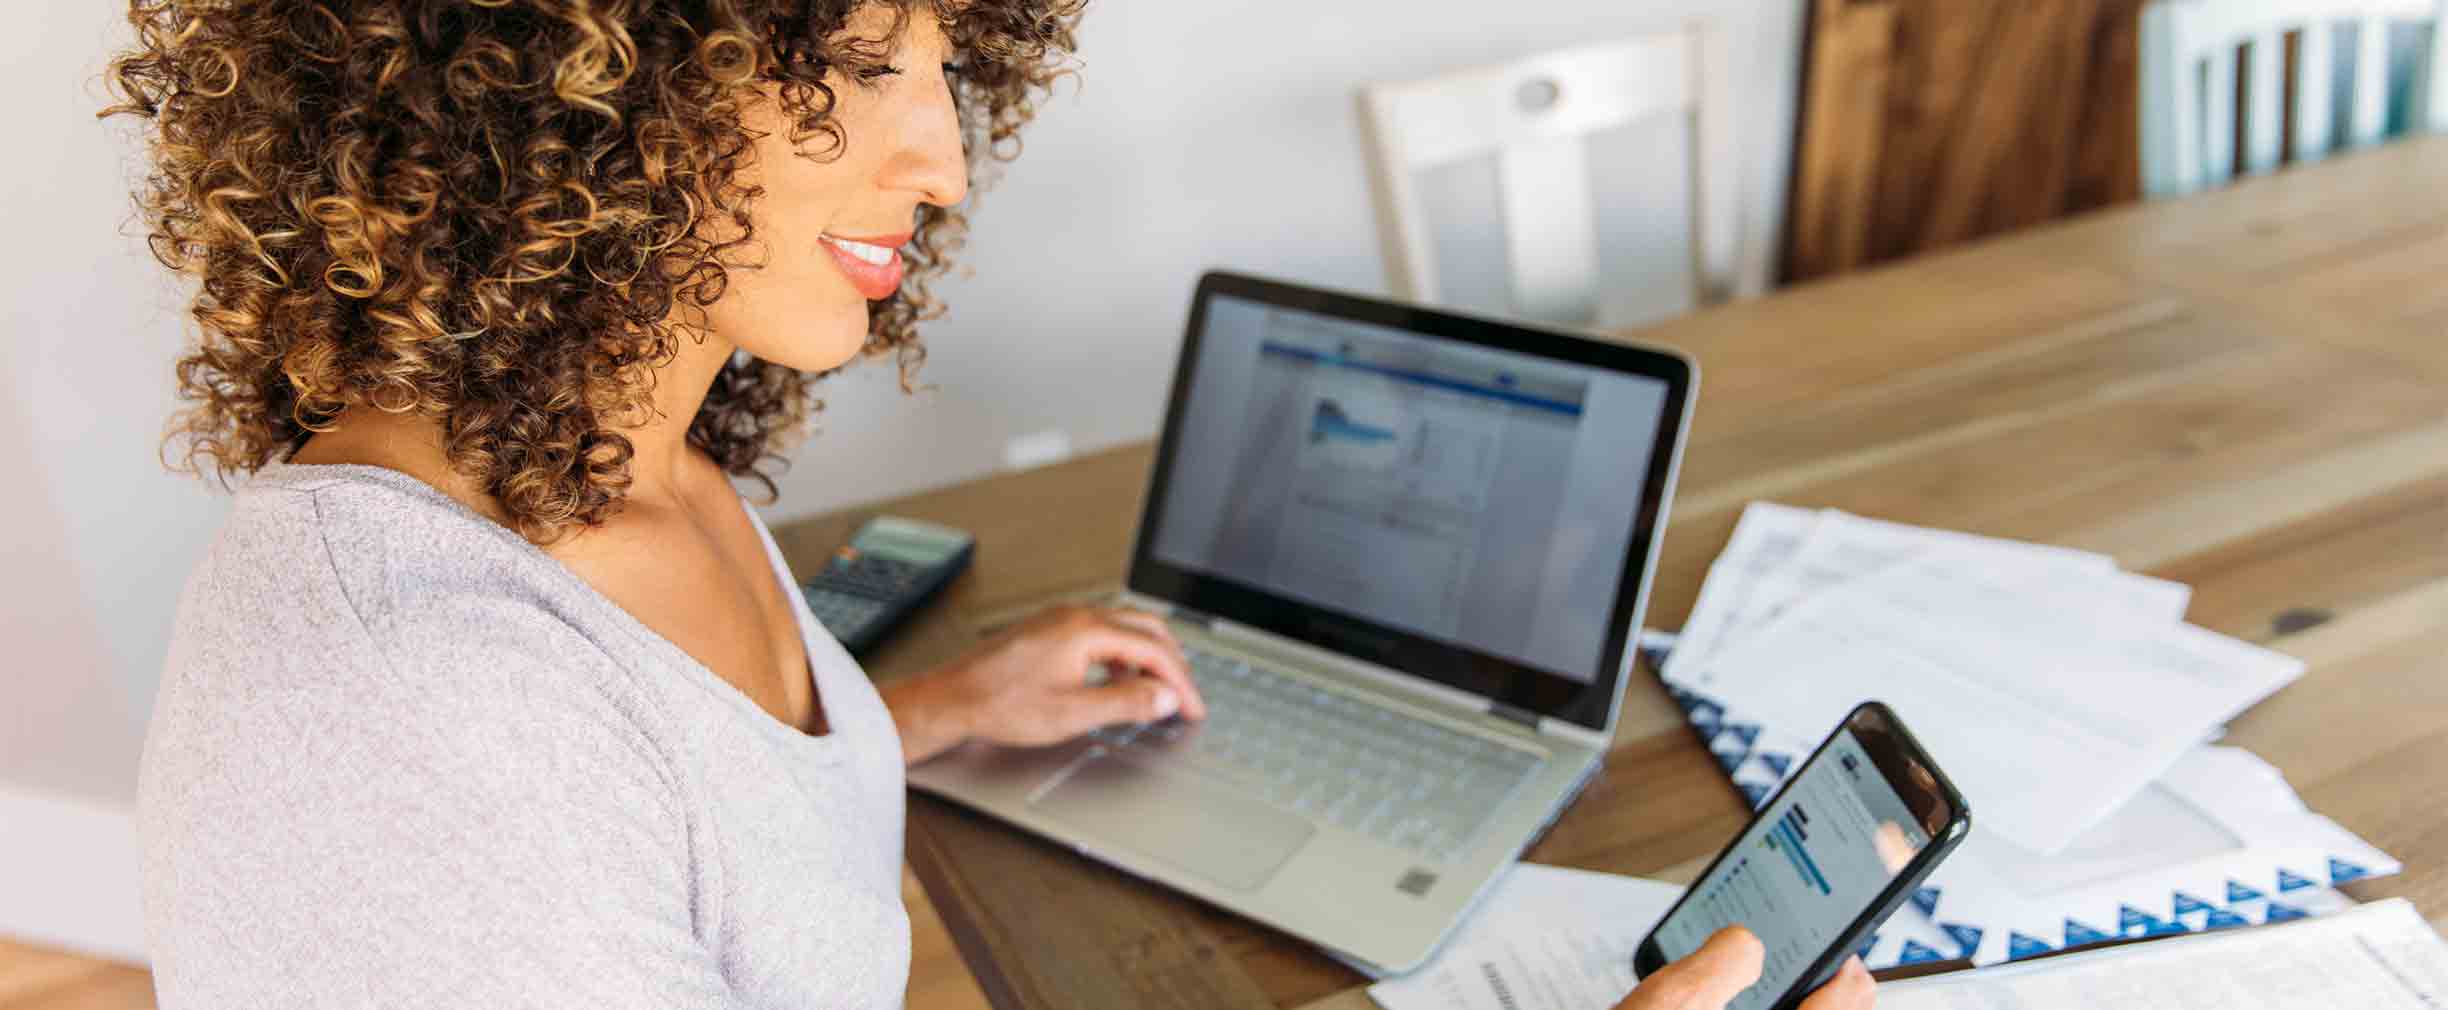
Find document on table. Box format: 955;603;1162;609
1780;510;2190;626
1663;505;2189;685
1368;865;1685;1010
1666;502;1818;683
1939;745;2395;906
1669;556;2301;854
1880;745;2396;967
1880;897;2448;1010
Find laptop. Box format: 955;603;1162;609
907;270;1696;974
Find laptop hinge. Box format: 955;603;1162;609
1172;607;1217;631
1488;702;1541;730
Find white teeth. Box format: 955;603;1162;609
824;235;896;266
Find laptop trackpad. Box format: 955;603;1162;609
1030;752;1314;892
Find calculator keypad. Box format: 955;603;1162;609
826;555;923;597
804;586;889;640
803;554;931;645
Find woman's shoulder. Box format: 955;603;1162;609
147;462;695;844
139;463;715;1005
160;461;672;754
188;461;597;657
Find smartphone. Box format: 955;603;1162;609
1632;701;1970;1010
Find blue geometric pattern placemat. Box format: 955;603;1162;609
1652;669;2397;969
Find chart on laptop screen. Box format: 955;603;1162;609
1152;295;1672;682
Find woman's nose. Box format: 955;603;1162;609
886;66;971;209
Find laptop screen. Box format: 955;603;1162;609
1132;273;1692;730
1151;295;1671;683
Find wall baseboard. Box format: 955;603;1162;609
0;785;146;964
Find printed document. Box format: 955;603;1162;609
1664;506;2187;685
1369;865;1684;1010
1669;556;2300;853
1882;897;2448;1009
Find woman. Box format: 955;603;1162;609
107;2;1872;1007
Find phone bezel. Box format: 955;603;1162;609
1630;701;1972;1007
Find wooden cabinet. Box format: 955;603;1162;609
1784;0;2147;282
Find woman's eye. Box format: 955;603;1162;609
854;64;903;83
942;62;964;79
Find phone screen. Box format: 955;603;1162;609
1649;726;1933;1010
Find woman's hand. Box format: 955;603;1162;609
881;605;1209;764
1619;928;1875;1010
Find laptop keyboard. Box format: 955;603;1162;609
1087;646;1546;861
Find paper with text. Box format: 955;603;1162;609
1663;506;2186;685
1669;556;2299;854
1368;865;1684;1010
1882;898;2448;1010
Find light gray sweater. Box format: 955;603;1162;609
138;462;911;1008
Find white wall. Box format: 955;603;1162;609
0;0;1803;959
2;0;223;961
771;0;1806;520
5;0;220;780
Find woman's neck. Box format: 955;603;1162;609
290;327;741;520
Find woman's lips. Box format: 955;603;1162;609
819;232;909;301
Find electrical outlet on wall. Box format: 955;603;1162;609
1002;429;1073;471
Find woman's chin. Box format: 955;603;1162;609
742;313;871;374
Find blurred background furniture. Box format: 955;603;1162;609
2139;0;2448;196
1782;0;2150;282
1357;24;1764;329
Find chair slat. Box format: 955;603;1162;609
2206;45;2241;185
2428;1;2448;128
1498;137;1602;324
2296;19;2339;162
2247;29;2289;172
2352;12;2393;144
1689;26;1749;300
1366;37;1690;172
1357;92;1441;301
2140;2;2201;194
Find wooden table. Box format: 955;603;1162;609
770;136;2448;1010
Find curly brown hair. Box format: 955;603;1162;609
104;0;1081;541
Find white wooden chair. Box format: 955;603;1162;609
1356;26;1755;328
2140;0;2448;196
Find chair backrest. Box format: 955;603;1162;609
1356;26;1750;327
2140;0;2448;196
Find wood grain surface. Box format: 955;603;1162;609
791;137;2448;1010
1784;0;2146;282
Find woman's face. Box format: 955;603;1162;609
702;6;969;372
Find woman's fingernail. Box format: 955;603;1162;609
1152;687;1181;719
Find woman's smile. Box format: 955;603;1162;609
821;231;910;300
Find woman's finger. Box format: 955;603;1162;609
1058;673;1187;732
1069;622;1206;720
1100;610;1206;719
1102;608;1187;661
1643;927;1764;1009
1796;957;1875;1010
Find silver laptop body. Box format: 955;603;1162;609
908;271;1698;975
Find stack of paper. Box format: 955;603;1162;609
1655;504;2399;969
1366;864;1686;1010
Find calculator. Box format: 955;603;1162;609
800;516;976;657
